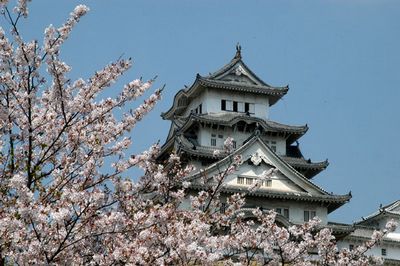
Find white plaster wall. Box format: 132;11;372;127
213;163;328;225
197;127;286;155
183;91;206;116
205;89;270;119
338;240;400;261
262;136;286;156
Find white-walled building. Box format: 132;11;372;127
158;46;400;264
158;45;351;229
338;201;400;265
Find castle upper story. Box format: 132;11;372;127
159;45;328;179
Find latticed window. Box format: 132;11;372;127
276;208;289;219
263;179;272;187
237;177;245;184
304;210;317;222
211;134;216;146
245;178;253;185
382;249;387;256
271;141;277;152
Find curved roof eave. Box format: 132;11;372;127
174;113;308;137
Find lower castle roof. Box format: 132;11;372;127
189;184;351;213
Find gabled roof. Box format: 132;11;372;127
355;200;400;225
158;131;328;178
162;48;288;120
185;134;350;213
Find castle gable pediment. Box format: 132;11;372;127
189;136;329;197
208;60;268;87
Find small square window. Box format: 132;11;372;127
218;134;223;139
275;208;282;214
304;210;316;222
283;208;289;219
349;244;354;251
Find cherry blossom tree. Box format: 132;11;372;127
0;1;396;265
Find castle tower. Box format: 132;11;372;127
158;46;351;226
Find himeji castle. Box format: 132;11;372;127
157;45;400;264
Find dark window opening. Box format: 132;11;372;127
221;100;226;110
233;101;238;112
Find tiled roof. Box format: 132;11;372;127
197;75;288;98
189;184;351;213
281;156;329;170
171;112;307;138
159;133;327;177
162;52;288;120
355;200;400;225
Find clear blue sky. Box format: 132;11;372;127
13;0;400;223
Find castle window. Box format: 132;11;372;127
245;102;255;114
226;100;233;111
237;177;245;184
271;141;277;152
211;134;216;146
263;179;272;187
233;101;238;112
284;208;289;219
266;140;277;152
304;210;317;222
221;100;226;110
381;248;387;256
194;104;202;114
276;208;289;219
238;102;244;112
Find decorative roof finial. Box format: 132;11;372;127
235;42;242;59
